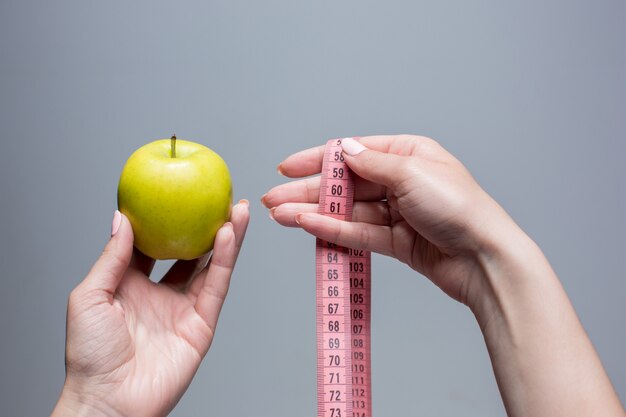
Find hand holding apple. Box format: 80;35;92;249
51;136;248;416
117;136;232;260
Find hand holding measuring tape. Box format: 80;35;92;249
265;135;507;314
263;134;625;417
265;134;504;416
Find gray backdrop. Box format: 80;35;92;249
1;1;624;416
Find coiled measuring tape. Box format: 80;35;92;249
316;138;372;417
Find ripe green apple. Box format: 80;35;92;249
117;137;232;260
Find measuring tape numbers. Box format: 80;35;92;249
316;138;372;417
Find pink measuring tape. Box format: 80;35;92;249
316;138;372;417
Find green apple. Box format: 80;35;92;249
117;136;232;260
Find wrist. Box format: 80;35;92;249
466;207;558;332
467;209;582;363
464;203;624;416
52;382;122;417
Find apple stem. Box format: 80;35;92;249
171;134;177;158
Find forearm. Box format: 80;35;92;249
472;223;624;417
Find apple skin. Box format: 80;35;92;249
117;139;232;260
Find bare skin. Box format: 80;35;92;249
50;133;624;417
51;201;250;417
262;135;624;417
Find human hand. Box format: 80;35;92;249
263;136;626;417
52;201;250;417
262;135;525;312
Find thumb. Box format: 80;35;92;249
340;137;410;189
82;210;134;295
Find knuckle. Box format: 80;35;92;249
201;283;226;303
399;135;444;160
391;158;418;190
304;177;317;201
402;134;439;147
416;136;439;153
332;220;343;244
417;135;440;147
359;224;371;249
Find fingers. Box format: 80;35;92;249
340;138;412;189
187;201;250;298
193;223;236;334
129;249;156;276
276;135;432;179
270;202;393;227
192;201;250;332
352;135;421;155
82;211;134;297
231;199;250;258
272;136;431;205
159;254;209;290
160;201;250;294
294;212;395;258
262;177;321;206
262;176;386;208
275;136;406;178
277;145;325;178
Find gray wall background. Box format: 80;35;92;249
1;1;624;416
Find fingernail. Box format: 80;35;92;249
341;137;367;156
295;213;303;225
111;210;122;237
260;194;268;206
277;164;285;176
269;207;276;221
238;199;249;207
